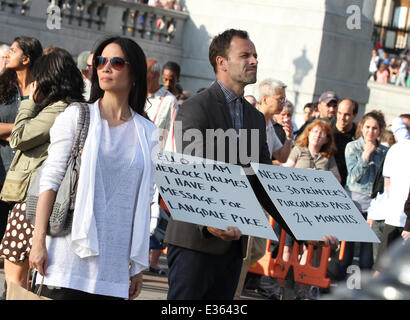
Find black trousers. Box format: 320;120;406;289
34;284;123;300
167;243;243;300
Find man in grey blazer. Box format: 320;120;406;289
164;29;272;300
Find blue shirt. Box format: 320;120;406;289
216;80;243;133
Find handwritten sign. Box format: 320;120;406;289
154;152;278;240
251;163;380;243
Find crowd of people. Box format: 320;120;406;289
0;28;408;301
369;47;410;87
242;86;409;300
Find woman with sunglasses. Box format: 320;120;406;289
0;47;84;297
0;36;42;252
29;37;158;300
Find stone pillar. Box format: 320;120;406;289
29;0;49;20
104;5;124;34
362;0;377;21
373;0;386;25
382;0;394;26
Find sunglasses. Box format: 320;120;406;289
95;56;129;71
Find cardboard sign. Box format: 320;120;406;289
154;152;278;240
251;163;380;243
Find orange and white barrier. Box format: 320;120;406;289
248;218;332;288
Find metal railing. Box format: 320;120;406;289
0;0;189;46
0;0;31;15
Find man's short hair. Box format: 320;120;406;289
258;78;287;99
77;50;91;70
283;100;294;114
209;29;249;74
0;44;10;55
338;98;359;115
304;102;314;110
162;61;181;77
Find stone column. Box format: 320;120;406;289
362;0;377;22
29;0;49;20
382;0;394;26
104;5;124;34
373;0;386;25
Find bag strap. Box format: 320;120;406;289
68;103;90;209
77;102;90;155
69;103;86;158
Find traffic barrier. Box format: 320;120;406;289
159;198;169;255
159;199;331;288
339;241;346;260
248;217;332;288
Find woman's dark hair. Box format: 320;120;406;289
89;36;147;116
31;47;84;110
0;36;43;103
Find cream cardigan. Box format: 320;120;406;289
39;100;158;275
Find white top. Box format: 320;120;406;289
37;101;158;298
145;86;178;152
369;55;380;73
367;192;387;221
383;139;410;227
266;120;283;157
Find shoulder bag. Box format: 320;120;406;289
25;102;90;237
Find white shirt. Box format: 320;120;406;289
38;101;158;298
145;86;178;152
266;120;283;157
383;139;410;227
367;192;387;221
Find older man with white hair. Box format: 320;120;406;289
0;44;10;74
257;78;292;163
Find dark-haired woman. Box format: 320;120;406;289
29;37;158;300
0;47;84;296
0;36;42;249
339;111;389;279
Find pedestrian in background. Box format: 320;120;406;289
340;111;388;279
0;47;84;297
0;36;42;255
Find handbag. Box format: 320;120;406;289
25;102;90;237
6;270;51;300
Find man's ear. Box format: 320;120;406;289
352;113;358;121
215;55;227;72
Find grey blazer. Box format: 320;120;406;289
164;81;271;257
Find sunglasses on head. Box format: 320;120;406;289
95;56;129;71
